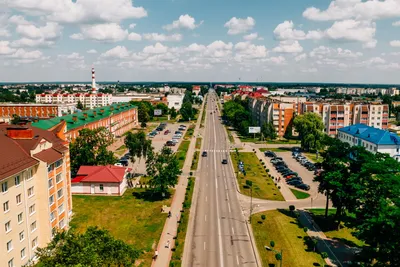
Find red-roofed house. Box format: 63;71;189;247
71;165;131;196
192;85;201;96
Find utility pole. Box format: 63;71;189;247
246;179;253;223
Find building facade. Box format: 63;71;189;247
338;124;400;161
35;93;112;109
167;94;185;110
32;103;138;141
0;124;72;267
0;103;76;123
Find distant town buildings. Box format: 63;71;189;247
35;93;112;109
336;87;399;96
338;124;400;161
32;103;138;141
192;85;201;96
0;124;72;267
0;103;76;123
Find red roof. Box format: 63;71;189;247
33;148;63;164
239;85;253;89
192;86;201;90
256;89;269;93
74;165;128;183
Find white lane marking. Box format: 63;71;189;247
232;227;235;235
206;183;208;187
228;202;231;213
226;193;229;201
236;255;240;265
204;242;206;251
213;113;225;267
205;196;207;202
216;180;218;189
205;214;207;222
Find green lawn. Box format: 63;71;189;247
239;136;300;145
304;152;323;163
290;188;310;199
170;177;195;267
200;103;207;128
177;141;190;169
252;210;325;267
191;151;200;170
70;189;173;267
150;116;169;122
225;127;234;143
230;152;284;201
307;209;364;247
115;145;127;156
195;138;202;149
184;125;195;140
259;147;292;153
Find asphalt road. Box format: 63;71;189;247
186;91;258;267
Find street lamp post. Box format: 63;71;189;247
246;179;252;223
265;245;283;267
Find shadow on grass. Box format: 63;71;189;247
131;190;171;202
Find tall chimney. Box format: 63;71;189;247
91;67;97;94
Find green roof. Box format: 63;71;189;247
32;103;137;131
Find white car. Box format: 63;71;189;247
114;163;123;167
172;135;181;139
171;139;179;144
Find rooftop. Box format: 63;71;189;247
32;103;137;132
338;123;400;145
72;165;130;183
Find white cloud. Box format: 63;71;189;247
303;0;400;21
273;40;303;53
70;23;128;42
0;14;10;37
274;21;306;40
100;46;130;59
302;68;318;73
0;41;16;55
390;40;400;47
142;43;169;54
87;49;97;54
363;57;386;65
393;21;400;27
143;33;182;42
10;49;43;60
203;41;233;58
234;42;268;61
310;46;363;59
295;53;307;61
186;43;206;52
163;14;203;31
8;15;30;25
224;17;255;35
11;38;55;48
263;56;286;65
58;52;84;61
129;23;136;29
8;0;147;24
16;22;62;40
128;32;142;41
243;33;258;41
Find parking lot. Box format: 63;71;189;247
148;122;189;153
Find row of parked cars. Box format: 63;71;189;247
292;151;316;171
115;152;130;167
264;150;311;191
165;124;187;147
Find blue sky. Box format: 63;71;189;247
1;0;400;84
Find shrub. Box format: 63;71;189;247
261;214;266;220
266;169;270;172
289;205;295;212
321;252;328;259
189;171;193;176
303;227;308;232
278;186;281;189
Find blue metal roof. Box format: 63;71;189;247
338;123;400;145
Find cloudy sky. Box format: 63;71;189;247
1;0;400;84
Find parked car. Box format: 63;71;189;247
287;180;303;186
264;151;276;157
119;159;129;166
178;127;185;131
114;163;123;167
166;141;175;146
295;183;310;191
171;139;179;144
164;130;170;135
202;151;208;157
175;131;183;134
287;177;302;183
179;125;186;128
222;159;228;164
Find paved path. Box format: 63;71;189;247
152;98;205;267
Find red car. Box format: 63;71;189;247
164;130;170;135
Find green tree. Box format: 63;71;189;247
146;146;181;196
10;114;21;125
135;102;150;127
183;90;193;104
33;227;139;267
180;101;194;121
293;113;325;152
76;100;84;110
169;107;177;119
262;122;277;140
155;103;169;115
69;127;117;175
124;131;152;164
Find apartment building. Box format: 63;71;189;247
0;124;72;267
338;124;400;161
32;103;138;141
35;93;112;109
0;103;76;123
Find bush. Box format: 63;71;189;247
289;205;295;212
278;186;281;189
261;214;266;220
266;169;270;172
321;252;328;259
303;227;308;232
189;171;193;176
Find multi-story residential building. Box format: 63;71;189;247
32;103;138;141
166;94;185;110
338;124;400;161
0;103;76;123
0;124;72;267
35;93;112;109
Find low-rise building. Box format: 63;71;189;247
35;93;112;109
0;124;72;266
71;165;130;196
0;103;76;122
32;103;138;141
338;124;400;161
167;94;185;110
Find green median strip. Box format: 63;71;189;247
176;141;190;169
191;151;200;171
290;188;310;199
195;138;202;149
170;177;195;267
230;152;284;201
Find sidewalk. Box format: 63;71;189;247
152;100;205;267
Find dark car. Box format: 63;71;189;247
287;177;302;183
202;151;208;157
222;159;228;164
274;157;283;161
295;183;310;191
264;151;276;157
166;141;175;146
175;131;183;134
288;180;303;186
164;130;170;135
292;147;301;152
119;159;129;166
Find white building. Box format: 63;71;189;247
338;124;400;161
36;93;112;109
167;94;185;110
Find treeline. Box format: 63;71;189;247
222;98;252;136
0;89;36;102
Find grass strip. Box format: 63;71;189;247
195;138;202;149
70;188;173;267
170;177;195;267
191;151;200;171
176;141;190;169
259;147;292;153
230;152;284;201
184;125;195;140
290;188;310;199
304;152;323;163
252;210;325;267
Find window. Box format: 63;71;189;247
27;169;32;179
27;186;34;197
59;219;65;228
47;164;54;173
48;178;54;189
14;176;20;186
21;248;26;259
57;188;63;199
3;201;9;212
99;184;104;191
5;221;11;232
1;181;8;193
56;174;62;183
30;221;37;232
50;211;56;222
49;195;55;206
32;237;38;249
58;203;65;215
8;259;13;267
16;194;21;205
55;159;63;168
19;231;24;241
29;204;35;215
7;240;12;252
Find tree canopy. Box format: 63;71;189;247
180;101;195;121
222;98;252;136
124;131;152;164
293;112;325;152
33;227;139;267
69;127;117;175
262;121;277;140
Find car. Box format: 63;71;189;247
274;157;283;161
171;139;179;144
222;159;228;164
178;127;185;131
179;125;186;128
119;159;129;166
264;151;276;157
175;131;183;134
166;141;175;146
172;135;181;140
295;184;310;191
124;152;130;157
287;180;303;186
292;147;301;152
287;177;302;183
164;130;170;135
202;151;208;157
114;163;123;167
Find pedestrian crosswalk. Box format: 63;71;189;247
203;149;230;153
